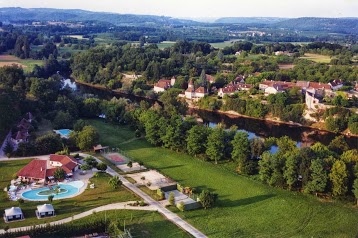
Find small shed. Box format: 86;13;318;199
4;207;24;222
93;144;109;153
36;204;55;218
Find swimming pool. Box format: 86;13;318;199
54;129;73;138
21;181;85;201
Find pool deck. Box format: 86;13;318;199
19;168;92;201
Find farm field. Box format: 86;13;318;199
88;119;358;238
0;160;137;229
210;39;243;49
0;55;43;72
156;41;176;49
300;53;332;63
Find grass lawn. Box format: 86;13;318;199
300;53;332;63
71;210;191;238
0;160;137;229
156;41;176;49
210;39;243;49
89;119;358;238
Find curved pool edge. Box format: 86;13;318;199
20;180;88;201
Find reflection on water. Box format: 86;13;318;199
62;79;77;90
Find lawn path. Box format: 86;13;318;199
0;201;156;235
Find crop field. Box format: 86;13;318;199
0;55;43;72
300;53;332;63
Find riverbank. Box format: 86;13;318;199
74;80;358;141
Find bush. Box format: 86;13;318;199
18;198;24;204
48;195;54;202
168;192;175;206
177;201;185;211
127;161;133;168
96;163;108;171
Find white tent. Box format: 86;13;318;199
36;204;55;218
4;207;24;222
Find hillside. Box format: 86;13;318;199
215;17;288;24
274;17;358;34
0;7;200;26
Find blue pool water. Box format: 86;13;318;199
57;129;72;137
22;181;84;201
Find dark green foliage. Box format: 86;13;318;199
75;126;99;151
198;190;218;209
304;159;328;195
74;119;88;132
206;127;226;164
187;125;209;156
231;131;251;174
54;168;66;181
329;160;348;196
96;162;108;171
53;111;74;129
35;133;62;155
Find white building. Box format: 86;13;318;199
4;207;24;222
36;204;55;218
153;77;176;93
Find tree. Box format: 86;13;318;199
53;111;74;130
328;136;349;155
186;125;209;156
73;119;88;132
304;159;327;195
80;164;92;171
168;192;175;206
353;179;358;206
35;133;62;155
108;176;122;189
198;190;218;209
96;163;107;172
127;161;133;168
284;155;298;190
206;127;226;164
48;195;54;202
231;131;250;174
54;168;66;181
329;160;348;196
3;141;14;157
250;137;264;159
159;89;188;116
76;126;99;151
83;156;98;168
258;152;272;184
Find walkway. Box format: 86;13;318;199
104;162;207;238
0;201;157;234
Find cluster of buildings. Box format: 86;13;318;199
17;155;81;183
10;112;34;147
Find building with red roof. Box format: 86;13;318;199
153;77;176;93
17;160;48;181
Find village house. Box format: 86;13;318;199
328;79;344;91
17;155;81;183
305;89;325;110
153;77;176;93
259;80;295;95
10;113;34;147
205;74;215;84
185;79;208;99
218;82;252;97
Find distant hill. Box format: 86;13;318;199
273;17;358;34
0;7;200;26
215;17;288;24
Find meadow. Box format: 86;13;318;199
0;55;43;72
88;119;358;238
299;53;332;63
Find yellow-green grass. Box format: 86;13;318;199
300;53;332;63
0;54;43;72
89;120;358;238
0;160;137;229
210;39;243;49
70;210;192;238
156;41;176;49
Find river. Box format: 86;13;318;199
67;79;358;150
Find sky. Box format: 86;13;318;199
0;0;358;19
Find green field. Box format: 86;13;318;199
70;210;191;238
156;41;176;49
300;53;332;63
0;160;137;229
88;120;358;238
0;54;43;72
210;39;243;49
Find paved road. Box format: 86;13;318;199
0;202;157;234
